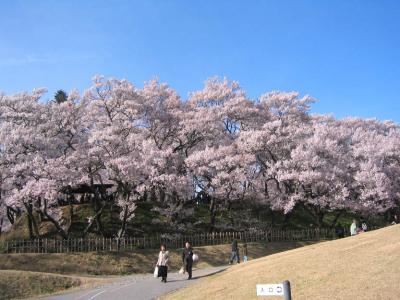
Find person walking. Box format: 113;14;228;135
391;214;398;225
156;244;169;283
182;242;193;280
350;219;358;236
242;243;248;263
229;239;240;264
361;220;368;232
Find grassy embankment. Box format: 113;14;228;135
0;271;107;300
0;241;315;275
0;241;314;299
164;225;400;300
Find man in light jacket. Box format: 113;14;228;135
350;219;358;236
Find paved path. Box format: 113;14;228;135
41;266;228;300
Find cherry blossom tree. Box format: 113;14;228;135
0;75;399;238
346;118;400;215
277;116;353;226
0;88;90;238
236;91;315;225
183;78;261;231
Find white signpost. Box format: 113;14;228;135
257;284;284;296
256;280;292;299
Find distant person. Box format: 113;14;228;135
350;219;358;236
359;217;368;232
361;221;368;232
391;214;398;225
242;243;248;263
335;223;345;238
229;239;240;264
156;244;169;283
182;242;193;280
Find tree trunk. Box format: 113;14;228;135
330;210;343;227
209;198;216;233
24;202;36;239
90;184;107;237
268;207;276;226
42;210;69;240
32;214;40;238
227;201;234;228
316;211;325;228
117;205;129;239
27;212;35;239
95;211;105;235
303;204;325;228
39;197;69;240
82;202;106;238
282;212;292;229
6;206;16;225
67;201;74;235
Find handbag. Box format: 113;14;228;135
179;266;185;274
154;266;159;278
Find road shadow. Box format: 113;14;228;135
192;267;228;280
164;267;228;283
164;279;184;283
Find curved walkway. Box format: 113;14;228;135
42;266;228;300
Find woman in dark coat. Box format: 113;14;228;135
156;244;169;283
182;242;193;280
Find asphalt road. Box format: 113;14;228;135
41;266;228;300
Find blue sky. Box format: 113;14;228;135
1;0;399;122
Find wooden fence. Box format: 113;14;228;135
1;227;349;254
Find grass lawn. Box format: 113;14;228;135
0;241;315;299
0;270;106;300
163;225;400;300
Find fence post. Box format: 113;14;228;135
8;224;368;254
283;280;292;300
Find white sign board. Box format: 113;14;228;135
256;284;284;296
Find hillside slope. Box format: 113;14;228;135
0;270;107;300
0;241;314;275
164;225;400;300
1;202;370;242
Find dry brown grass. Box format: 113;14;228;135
0;241;314;299
0;241;314;276
0;270;107;300
164;225;400;300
